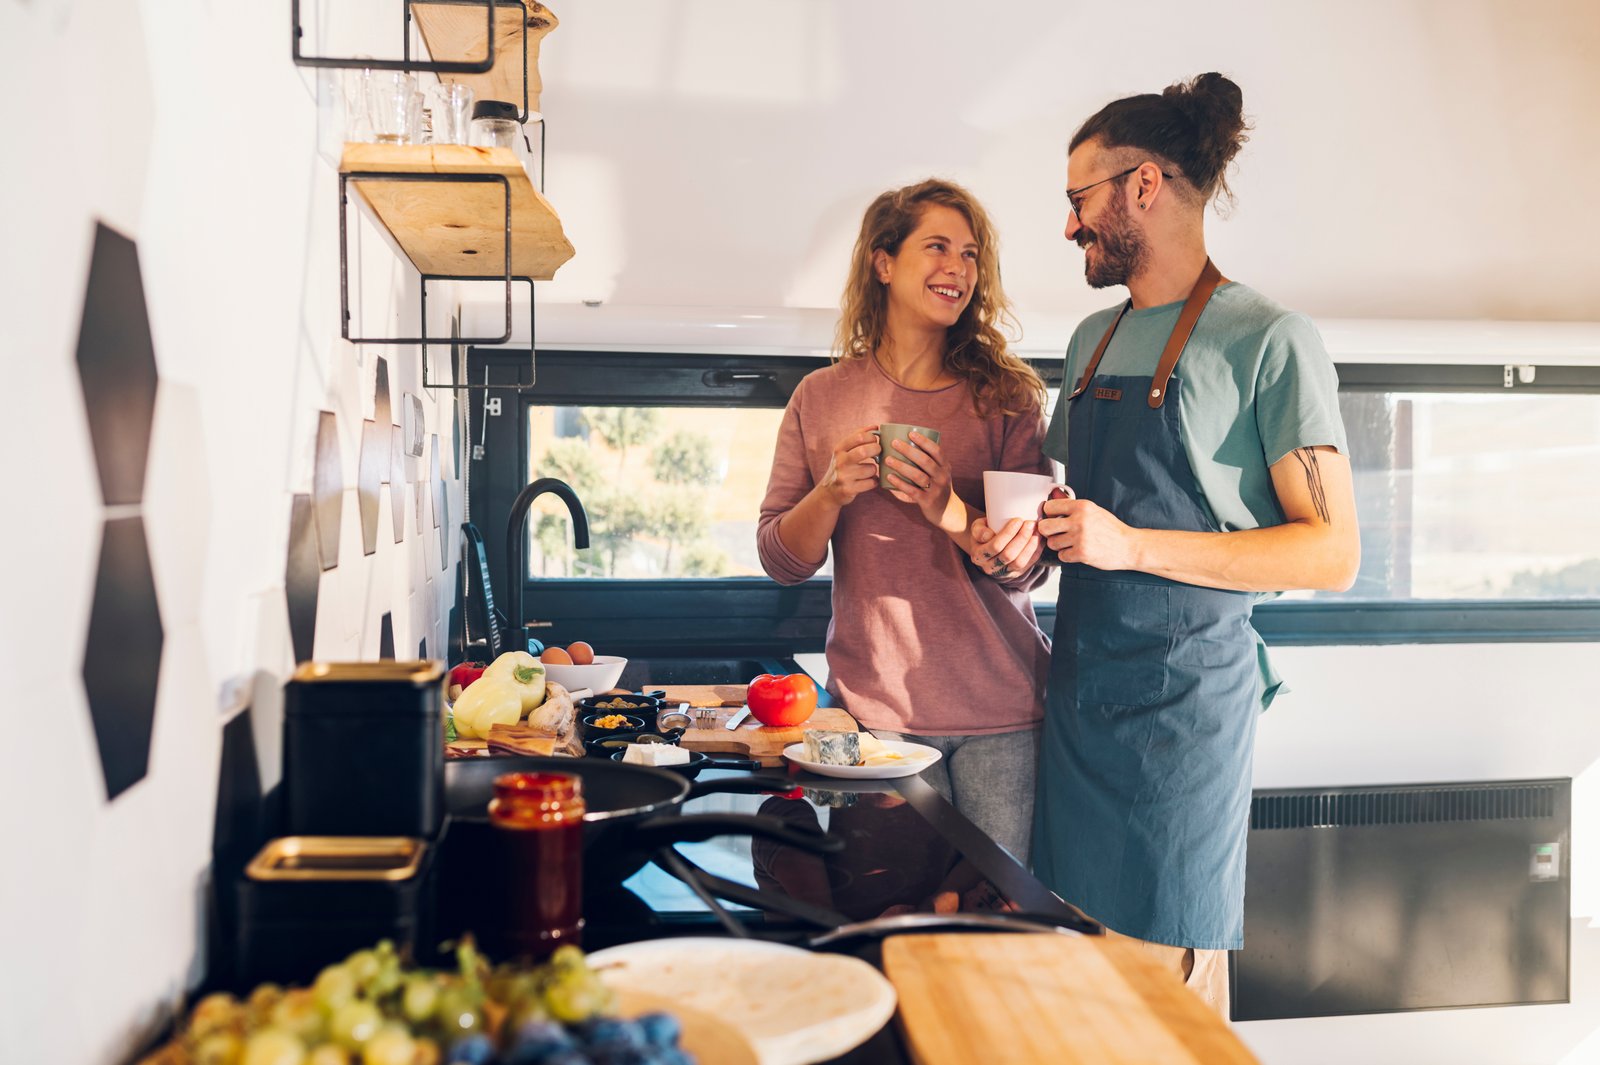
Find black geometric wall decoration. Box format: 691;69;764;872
75;222;160;507
374;356;393;435
389;426;407;544
83;516;164;801
213;705;264;878
450;390;462;482
379;612;395;659
403;392;426;457
430;434;444;531
431;434;450;569
209;705;265;987
357;418;383;555
285;493;320;665
313;410;342;570
418;638;428;661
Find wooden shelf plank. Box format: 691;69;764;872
411;1;558;114
339;143;575;280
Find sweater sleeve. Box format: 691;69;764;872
756;386;826;585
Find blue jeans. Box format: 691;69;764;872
872;727;1041;864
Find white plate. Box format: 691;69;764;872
588;937;897;1065
781;740;943;780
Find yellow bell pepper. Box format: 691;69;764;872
482;651;547;714
450;677;524;740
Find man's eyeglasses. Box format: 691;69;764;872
1066;165;1170;218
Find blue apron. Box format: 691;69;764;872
1032;263;1259;950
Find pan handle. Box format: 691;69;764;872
625;812;844;854
686;771;793;800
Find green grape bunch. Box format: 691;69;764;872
163;938;691;1065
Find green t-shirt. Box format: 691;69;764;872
1043;281;1348;707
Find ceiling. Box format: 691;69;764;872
523;0;1600;345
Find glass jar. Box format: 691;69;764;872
471;99;521;150
488;771;584;960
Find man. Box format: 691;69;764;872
970;72;1360;1016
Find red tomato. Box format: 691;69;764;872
746;673;818;727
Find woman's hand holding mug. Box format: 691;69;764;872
820;426;884;508
970;472;1074;580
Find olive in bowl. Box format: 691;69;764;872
578;711;648;742
577;694;663;718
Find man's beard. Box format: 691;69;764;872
1078;186;1149;289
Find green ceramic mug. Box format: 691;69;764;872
877;423;941;490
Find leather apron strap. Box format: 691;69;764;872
1065;258;1228;407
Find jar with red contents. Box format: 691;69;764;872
488;771;585;961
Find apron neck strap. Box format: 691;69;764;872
1066;258;1229;406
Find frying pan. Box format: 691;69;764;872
607;748;762;780
435;756;838;945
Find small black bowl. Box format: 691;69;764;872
578;694;664;717
590;731;677;752
579;712;648;743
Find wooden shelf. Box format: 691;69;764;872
340;143;574;280
411;1;558;115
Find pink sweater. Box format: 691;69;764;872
756;358;1052;735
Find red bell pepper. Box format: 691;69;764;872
447;661;487;701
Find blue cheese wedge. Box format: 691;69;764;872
802;729;861;766
622;743;690;767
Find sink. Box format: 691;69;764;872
616;657;784;688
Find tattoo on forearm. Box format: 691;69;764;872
1293;447;1331;524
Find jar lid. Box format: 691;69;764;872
472;99;520;123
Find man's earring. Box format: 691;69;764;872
1139;201;1147;210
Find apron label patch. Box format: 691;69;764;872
1094;386;1122;401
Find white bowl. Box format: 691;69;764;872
540;654;628;695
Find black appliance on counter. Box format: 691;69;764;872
282;660;446;839
235;835;439;986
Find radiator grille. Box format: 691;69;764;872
1251;783;1558;830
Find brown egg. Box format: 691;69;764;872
568;641;595;665
540;646;573;666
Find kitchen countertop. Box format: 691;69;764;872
584;764;1099;1064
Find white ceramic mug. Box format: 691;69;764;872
983;470;1073;528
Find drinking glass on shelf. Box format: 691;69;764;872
343;65;375;143
367;71;418;144
428;83;476;145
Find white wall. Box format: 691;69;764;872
0;3;463;1063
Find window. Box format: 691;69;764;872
470;351;1600;649
1313;389;1600;601
1256;363;1600;643
523;403;825;581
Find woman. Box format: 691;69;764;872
756;179;1052;861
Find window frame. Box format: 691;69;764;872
466;348;1600;651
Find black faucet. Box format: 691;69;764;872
504;477;590;652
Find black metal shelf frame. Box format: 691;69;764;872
338;171;539;390
292;0;495;73
291;0;536;123
422;276;536;391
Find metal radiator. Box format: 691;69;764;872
1232;778;1571;1020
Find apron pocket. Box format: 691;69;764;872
1072;579;1171;707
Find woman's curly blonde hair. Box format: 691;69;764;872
834;178;1044;419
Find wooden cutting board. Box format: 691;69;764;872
643;684;748;708
883;934;1260;1065
615;685;860;767
667;705;859;767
